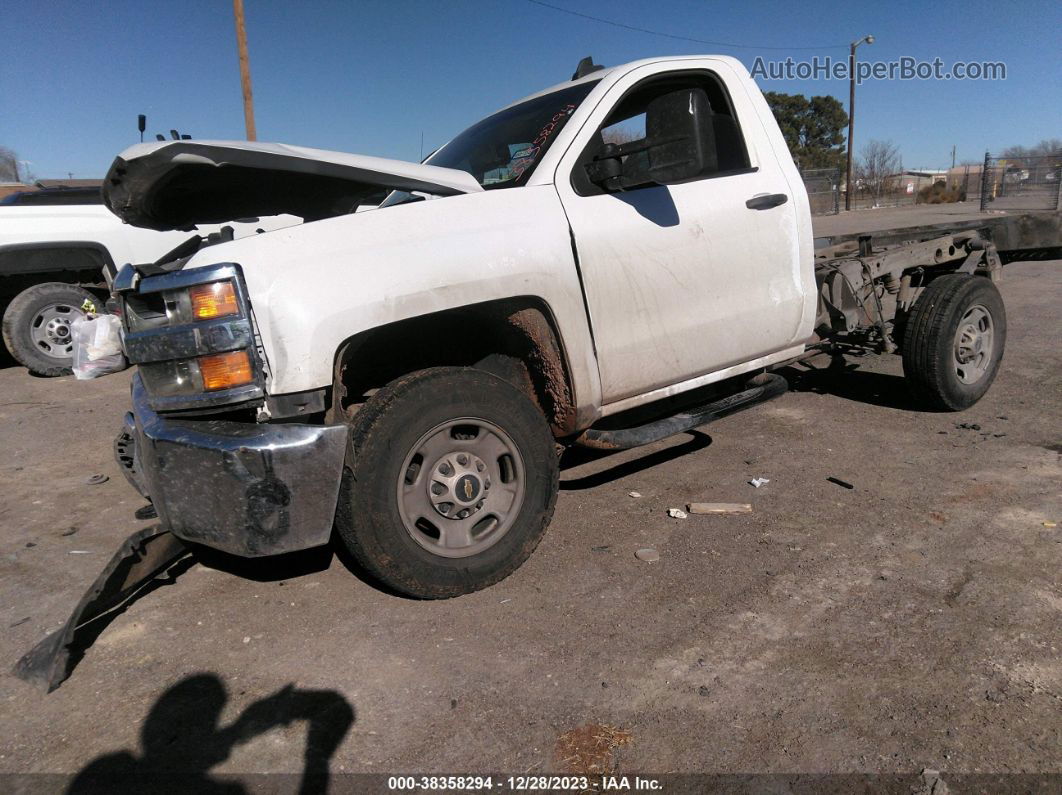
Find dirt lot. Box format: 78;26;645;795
0;261;1059;789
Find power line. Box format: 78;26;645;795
524;0;847;51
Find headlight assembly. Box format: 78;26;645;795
116;263;266;411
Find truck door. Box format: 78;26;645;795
555;64;808;405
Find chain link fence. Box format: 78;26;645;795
979;152;1062;212
801;152;1061;216
801;168;840;215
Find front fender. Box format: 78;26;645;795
188;186;603;423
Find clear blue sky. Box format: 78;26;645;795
3;0;1060;179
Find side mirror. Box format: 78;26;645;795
644;88;713;184
585;87;715;191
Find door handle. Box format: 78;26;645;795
746;193;788;210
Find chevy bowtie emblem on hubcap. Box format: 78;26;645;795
456;474;480;502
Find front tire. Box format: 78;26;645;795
335;367;559;598
2;282;98;376
902;274;1006;410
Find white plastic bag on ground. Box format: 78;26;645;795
71;314;126;379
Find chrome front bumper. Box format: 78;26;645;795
116;373;349;557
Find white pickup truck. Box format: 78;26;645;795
106;55;1006;598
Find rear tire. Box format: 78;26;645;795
901;274;1005;410
335;367;559;598
2;282;98;376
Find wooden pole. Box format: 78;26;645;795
844;42;856;211
233;0;257;140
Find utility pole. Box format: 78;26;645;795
233;0;257;141
844;34;874;211
951;145;956;169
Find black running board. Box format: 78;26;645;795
574;373;788;451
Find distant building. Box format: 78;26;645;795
884;169;949;196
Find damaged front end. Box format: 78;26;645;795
15;261;348;691
112;261;349;556
20;140;486;691
118;373;348;556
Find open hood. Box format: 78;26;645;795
103;140;484;231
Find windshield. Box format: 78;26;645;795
380;81;598;207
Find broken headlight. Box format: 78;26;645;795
117;263;265;411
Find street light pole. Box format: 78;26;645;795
844;34;874;211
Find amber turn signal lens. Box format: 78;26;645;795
199;350;253;391
189;281;238;320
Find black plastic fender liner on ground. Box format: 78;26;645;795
14;526;191;692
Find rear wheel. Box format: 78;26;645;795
902;274;1006;410
2;282;98;376
335;367;559;598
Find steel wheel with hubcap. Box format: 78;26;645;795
30;302;81;361
2;282;98;376
953;305;994;385
902;274;1006;410
336;367;559;598
398;418;526;558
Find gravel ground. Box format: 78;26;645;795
0;261;1058;790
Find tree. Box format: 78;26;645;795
763;92;848;171
857;139;902;201
1000;138;1062;160
0;146;33;183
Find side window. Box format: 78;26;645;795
572;71;752;196
601;114;645;146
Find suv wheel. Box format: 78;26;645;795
336;367;559;598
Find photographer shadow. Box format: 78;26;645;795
68;673;354;795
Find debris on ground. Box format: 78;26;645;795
918;768;950;795
85;474;108;485
1044;521;1058;528
68;550;91;554
687;502;752;514
10;617;30;628
555;723;633;776
955;422;982;431
635;548;660;562
748;477;770;488
628;491;642;498
591;545;610;552
827;476;855;489
667;507;688;519
60;527;78;537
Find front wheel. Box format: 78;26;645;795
902;274;1006;410
2;282;98;376
335;367;559;598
